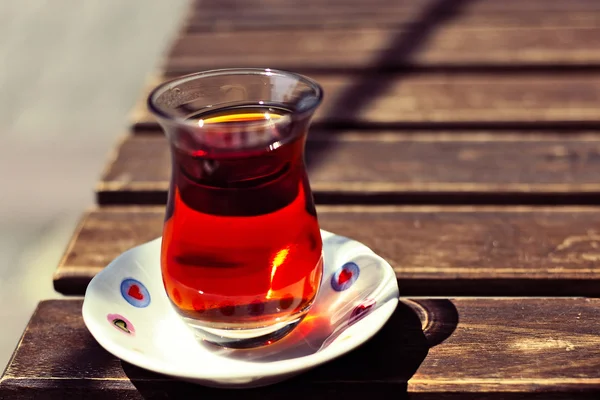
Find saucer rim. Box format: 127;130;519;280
82;231;399;382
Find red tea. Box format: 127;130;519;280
160;106;323;331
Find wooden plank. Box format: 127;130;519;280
54;206;600;296
187;0;600;31
187;5;600;31
3;298;600;399
167;27;600;73
132;73;600;130
193;0;600;13
98;133;600;206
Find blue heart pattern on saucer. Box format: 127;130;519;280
330;262;360;291
120;278;151;308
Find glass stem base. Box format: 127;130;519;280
182;310;309;349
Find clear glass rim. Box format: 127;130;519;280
147;68;323;129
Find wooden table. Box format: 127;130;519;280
4;0;600;398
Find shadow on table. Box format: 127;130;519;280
305;0;476;174
123;299;458;399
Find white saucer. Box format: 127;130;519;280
82;230;399;388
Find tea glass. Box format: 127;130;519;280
147;68;324;348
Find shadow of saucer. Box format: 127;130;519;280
402;299;459;348
123;299;459;399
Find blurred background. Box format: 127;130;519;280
0;0;188;369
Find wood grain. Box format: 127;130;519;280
188;10;600;32
54;206;600;296
98;133;600;206
133;73;600;130
2;298;600;399
186;6;600;32
167;27;600;73
192;0;600;13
